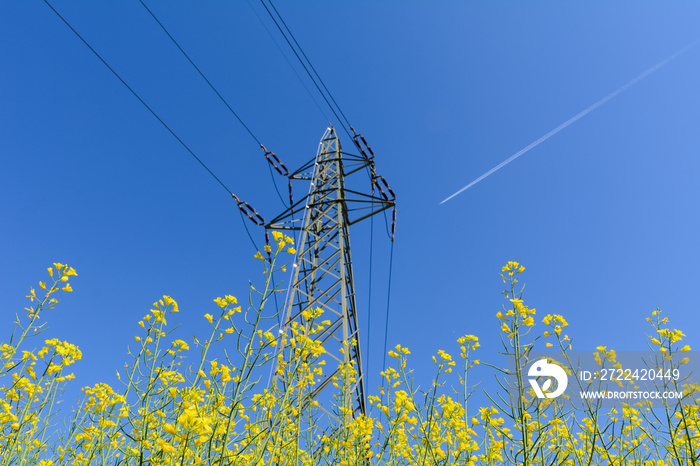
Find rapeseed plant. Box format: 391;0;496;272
1;249;698;465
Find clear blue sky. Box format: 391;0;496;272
1;1;699;411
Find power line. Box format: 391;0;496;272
266;0;353;130
43;0;233;196
144;0;350;190
365;214;374;389
381;240;395;371
258;0;354;141
43;0;261;250
139;0;292;209
239;210;261;252
245;0;331;123
266;160;286;206
138;0;263;146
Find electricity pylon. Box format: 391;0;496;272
266;126;394;425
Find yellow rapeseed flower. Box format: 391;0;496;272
163;423;177;436
501;261;520;272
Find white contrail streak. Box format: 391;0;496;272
440;41;697;205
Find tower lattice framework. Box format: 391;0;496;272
266;127;394;424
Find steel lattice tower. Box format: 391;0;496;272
266;127;394;424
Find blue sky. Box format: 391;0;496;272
1;1;699;410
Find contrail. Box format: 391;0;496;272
440;41;697;204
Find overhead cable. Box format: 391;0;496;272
244;0;331;123
139;0;292;208
258;0;354;141
381;240;395;371
138;0;263;146
43;0;263;249
266;0;354;131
